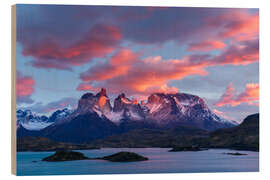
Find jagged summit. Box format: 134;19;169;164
80;88;107;100
113;93;133;111
112;93;144;122
96;88;107;97
77;88;112;117
81;92;95;99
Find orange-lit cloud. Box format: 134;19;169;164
78;53;208;97
78;38;258;97
188;40;226;52
220;12;258;41
76;83;99;92
206;10;259;42
80;49;138;82
22;24;122;70
236;83;259;106
215;83;259;107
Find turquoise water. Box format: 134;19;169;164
17;148;259;175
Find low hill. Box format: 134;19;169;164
208;113;259;151
17;136;98;152
91;113;259;151
91;126;208;148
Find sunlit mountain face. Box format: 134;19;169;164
16;5;259;123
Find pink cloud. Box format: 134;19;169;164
16;71;35;104
206;10;259;41
215;83;259;107
214;83;236;107
213;39;259;66
186;10;259;53
22;24;122;70
188;40;226;52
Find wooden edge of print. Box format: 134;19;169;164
11;4;17;175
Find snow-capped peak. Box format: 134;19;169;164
17;108;74;130
16;109;51;130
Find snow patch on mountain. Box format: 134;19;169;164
147;103;163;114
173;97;187;114
20;121;53;130
93;105;103;117
104;111;123;123
121;97;132;104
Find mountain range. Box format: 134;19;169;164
17;88;238;144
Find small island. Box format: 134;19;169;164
42;151;148;162
223;152;247;156
42;151;89;162
169;146;207;152
97;152;148;162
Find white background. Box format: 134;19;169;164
1;0;269;179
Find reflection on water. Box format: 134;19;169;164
17;148;259;175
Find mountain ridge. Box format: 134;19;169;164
17;88;238;143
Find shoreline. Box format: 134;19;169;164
17;147;259;153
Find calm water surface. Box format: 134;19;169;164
17;148;259;175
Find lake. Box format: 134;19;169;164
17;148;259;175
